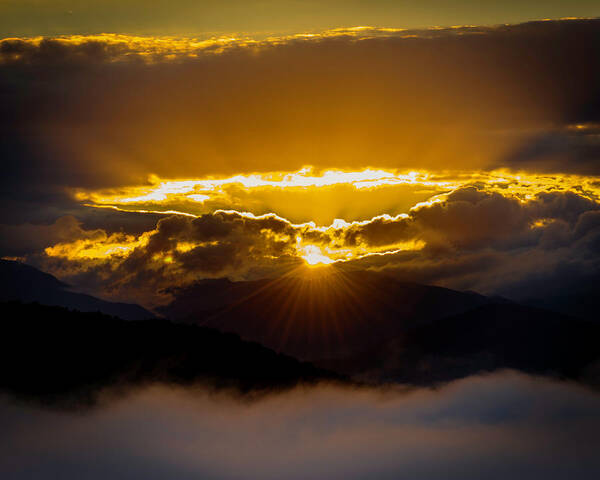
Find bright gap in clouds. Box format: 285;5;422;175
299;245;335;266
74;167;600;226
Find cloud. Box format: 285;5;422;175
499;123;600;175
1;19;599;309
19;184;598;309
1;372;600;479
340;188;600;302
0;216;98;257
1;20;599;221
3;0;600;37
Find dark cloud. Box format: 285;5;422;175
0;216;101;257
2;19;600;311
0;211;162;257
19;185;598;313
127;210;298;271
1;19;599;227
337;188;600;310
339;187;600;252
501;123;600;175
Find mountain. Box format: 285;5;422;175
6;261;597;393
159;268;600;387
523;291;600;322
158;268;497;361
0;259;153;320
0;302;343;407
318;303;600;386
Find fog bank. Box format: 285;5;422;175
2;371;600;479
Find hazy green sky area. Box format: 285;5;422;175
2;0;599;37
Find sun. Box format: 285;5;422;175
300;245;334;267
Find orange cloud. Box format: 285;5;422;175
28;184;598;308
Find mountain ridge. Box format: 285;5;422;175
158;268;600;386
0;301;344;407
159;268;499;360
0;259;153;320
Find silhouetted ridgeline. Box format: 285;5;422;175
158;271;600;387
319;303;600;386
0;302;344;407
159;270;496;360
0;260;153;320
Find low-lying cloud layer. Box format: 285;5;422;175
2;372;599;480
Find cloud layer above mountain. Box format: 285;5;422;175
17;183;597;308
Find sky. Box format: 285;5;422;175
0;4;599;309
1;1;600;36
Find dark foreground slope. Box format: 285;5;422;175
0;260;153;320
0;302;342;407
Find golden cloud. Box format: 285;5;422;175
28;176;599;307
72;167;600;225
3;19;599;309
0;25;499;64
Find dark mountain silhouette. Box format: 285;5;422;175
159;268;600;387
159;267;496;361
0;302;343;407
4;264;598;404
0;259;153;320
523;291;600;322
318;303;600;386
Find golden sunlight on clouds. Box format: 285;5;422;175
33;164;600;307
44;231;152;261
2;20;588;64
82;168;440;202
45;166;599;281
44;164;600;277
0;27;432;63
2;18;599;313
299;245;334;267
74;167;455;225
0;34;253;61
74;167;600;226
